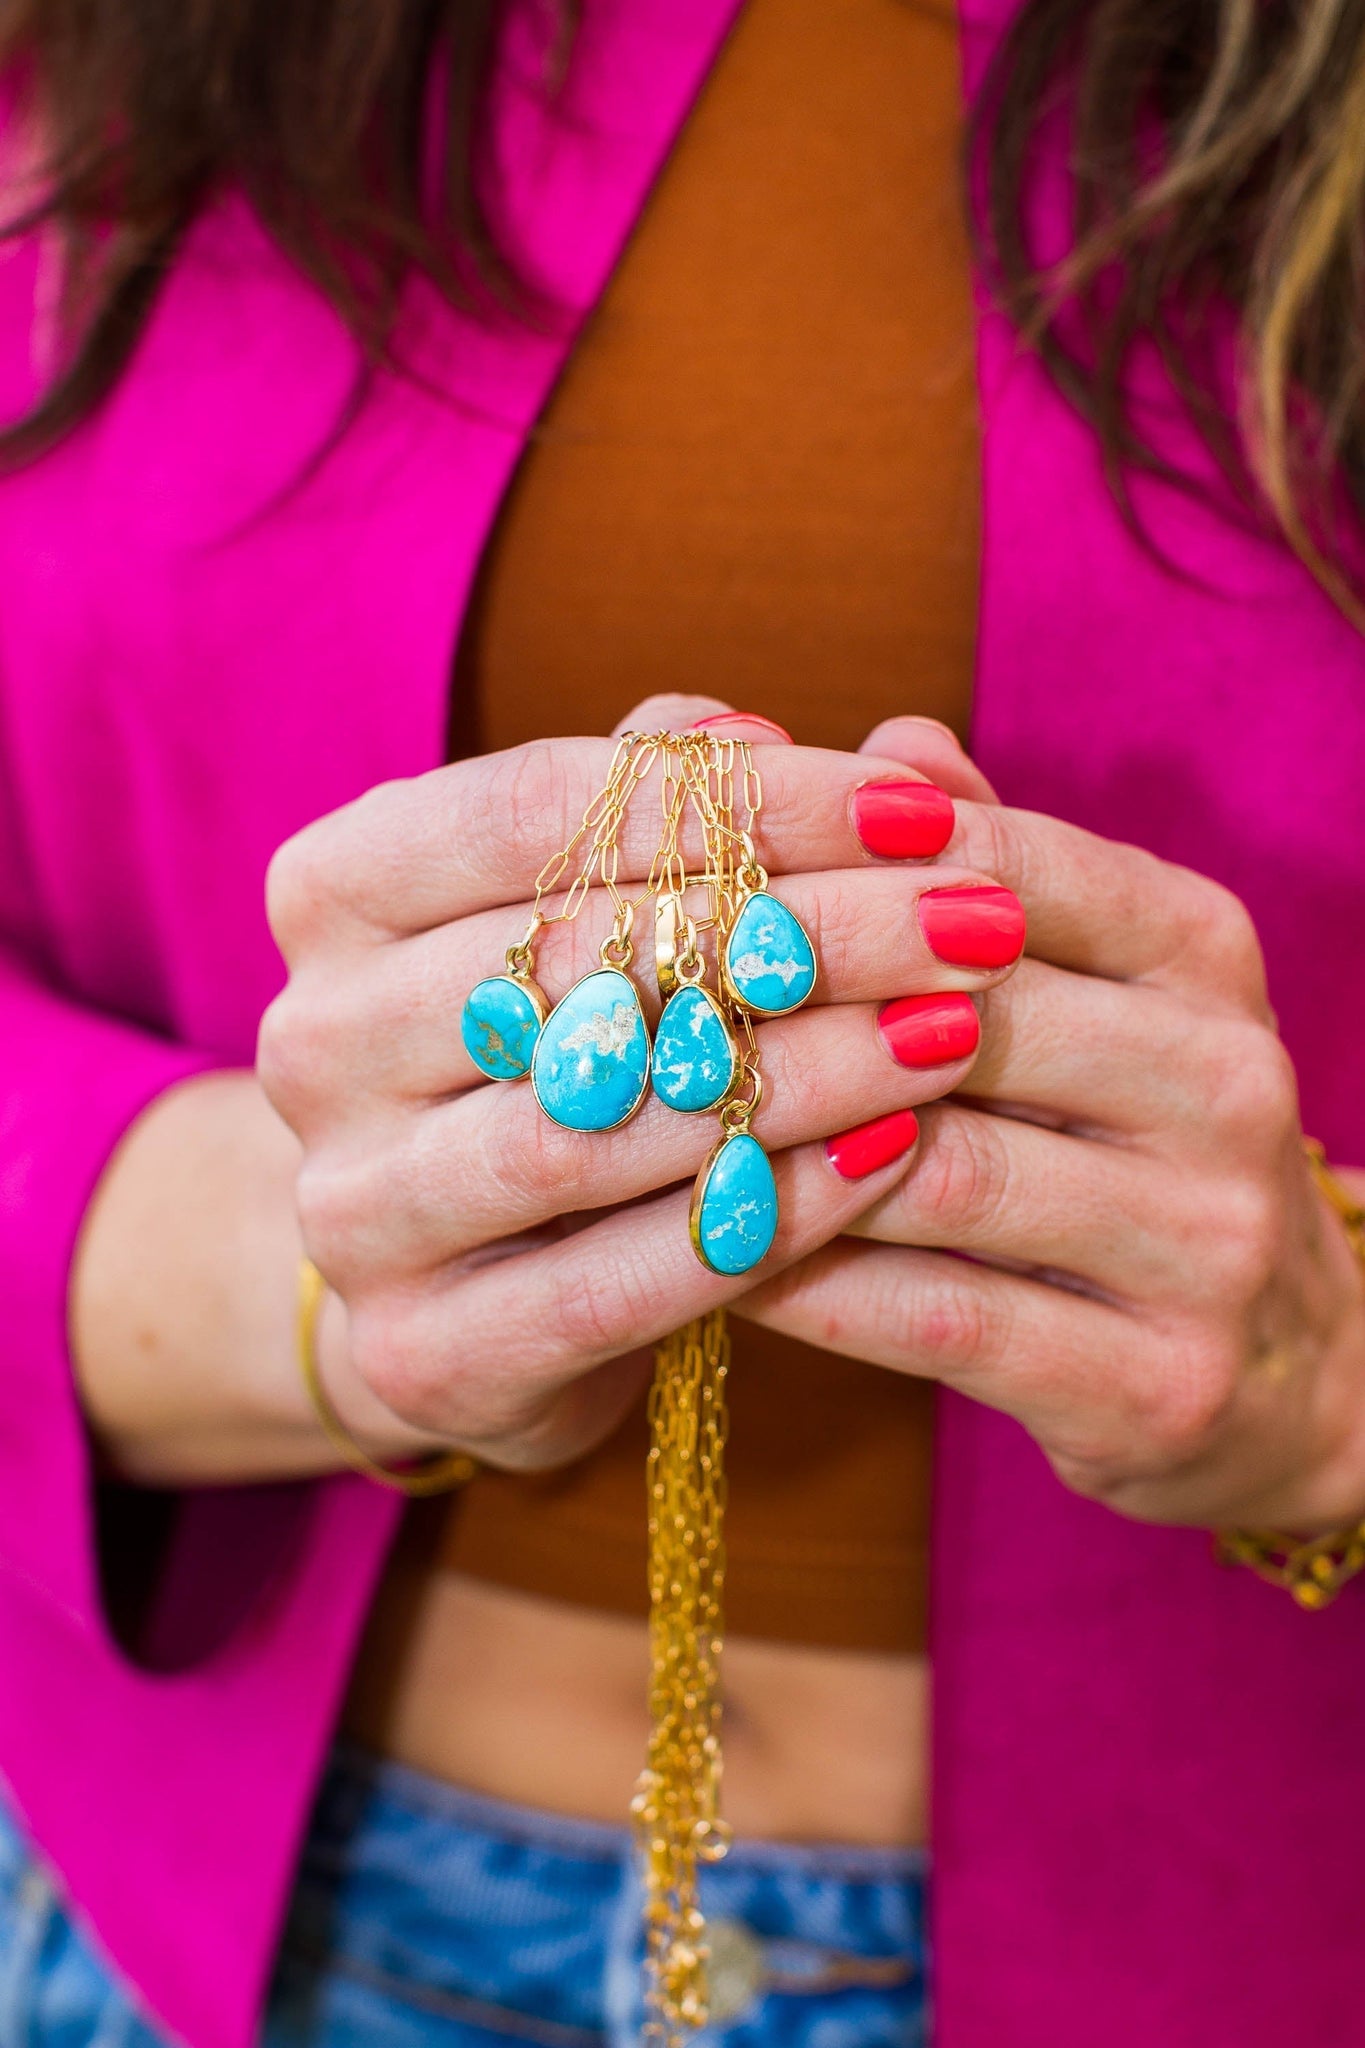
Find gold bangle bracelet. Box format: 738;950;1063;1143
1214;1140;1365;1610
297;1258;477;1497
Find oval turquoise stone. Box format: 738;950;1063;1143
724;892;816;1015
531;968;650;1131
692;1133;779;1275
651;985;736;1113
461;975;541;1080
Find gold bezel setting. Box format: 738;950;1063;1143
529;967;652;1133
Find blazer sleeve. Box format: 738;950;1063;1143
0;939;220;1633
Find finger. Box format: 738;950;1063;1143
689;710;796;744
846;1100;1203;1301
611;694;798;748
345;1122;923;1461
736;1237;1157;1467
740;1235;1313;1525
860;716;1001;805
305;991;973;1276
267;738;964;956
945;801;1271;1012
280;860;1022;1113
610;693;735;738
950;958;1238;1142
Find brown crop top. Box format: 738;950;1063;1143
424;0;980;1655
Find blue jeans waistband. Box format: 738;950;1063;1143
322;1739;929;1880
270;1739;931;2046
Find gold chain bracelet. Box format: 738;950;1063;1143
296;1258;477;1496
1214;1141;1365;1610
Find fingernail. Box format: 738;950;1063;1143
917;885;1025;969
853;780;955;859
878;992;980;1067
692;710;794;742
825;1108;920;1180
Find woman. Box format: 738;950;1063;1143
1;0;1364;2044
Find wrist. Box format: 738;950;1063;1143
1222;1151;1365;1536
1293;1159;1365;1529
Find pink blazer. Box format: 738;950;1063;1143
2;3;1364;2044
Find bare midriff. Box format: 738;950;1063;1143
344;0;979;1846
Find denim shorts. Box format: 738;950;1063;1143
0;1742;930;2046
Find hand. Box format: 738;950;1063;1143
257;697;1027;1473
736;716;1365;1533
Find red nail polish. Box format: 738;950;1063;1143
692;711;794;743
853;780;955;859
877;992;980;1067
917;886;1025;969
825;1108;920;1180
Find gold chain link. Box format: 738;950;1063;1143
632;1308;733;2043
507;728;774;2040
509;733;662;972
627;729;765;2044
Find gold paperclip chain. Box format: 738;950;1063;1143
632;732;770;2044
508;730;764;2042
634;1307;733;2043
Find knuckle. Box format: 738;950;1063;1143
267;788;409;952
1201;1022;1301;1144
481;1097;582;1216
1253;1033;1301;1135
918;1112;1012;1237
334;778;423;913
264;826;336;959
1170;872;1265;992
254;993;294;1108
961;805;1019;892
794;874;862;993
269;776;434;952
481;741;571;888
1142;1334;1241;1463
959;803;1050;911
914;1271;1002;1378
294;1153;371;1279
1206;1177;1284;1301
255;986;332;1121
553;1253;651;1361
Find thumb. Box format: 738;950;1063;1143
611;693;794;745
860;716;1000;805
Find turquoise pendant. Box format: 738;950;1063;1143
651;984;737;1115
531;968;651;1132
722;892;816;1016
461;973;547;1081
690;1132;779;1275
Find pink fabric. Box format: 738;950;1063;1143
0;8;744;2046
934;9;1365;2043
0;1;1363;2045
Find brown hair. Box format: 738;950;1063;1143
977;0;1365;611
0;0;572;466
4;0;1365;607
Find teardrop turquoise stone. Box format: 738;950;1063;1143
531;968;650;1131
724;892;816;1015
651;985;736;1113
461;975;541;1080
692;1133;779;1275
